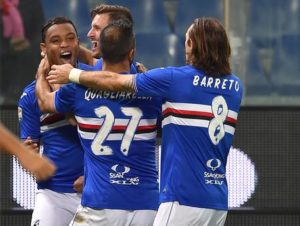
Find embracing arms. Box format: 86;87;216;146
47;64;136;92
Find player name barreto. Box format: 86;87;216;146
193;75;240;92
84;88;152;101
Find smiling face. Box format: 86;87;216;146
40;23;79;66
87;13;110;58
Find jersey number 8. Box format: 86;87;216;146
208;96;228;145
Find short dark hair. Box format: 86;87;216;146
90;4;133;24
41;16;78;42
189;17;231;76
100;19;135;64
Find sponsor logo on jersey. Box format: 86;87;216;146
204;158;225;186
206;159;221;171
110;164;140;185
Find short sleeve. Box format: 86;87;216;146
18;92;40;142
135;67;173;97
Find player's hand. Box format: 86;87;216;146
73;176;84;193
17;149;56;181
136;62;148;73
36;57;50;79
48;64;74;84
66;113;78;126
23;136;39;153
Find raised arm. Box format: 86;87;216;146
78;45;97;66
0;122;56;180
47;64;136;92
35;58;56;113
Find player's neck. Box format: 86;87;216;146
102;60;130;73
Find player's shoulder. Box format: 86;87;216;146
165;65;193;74
19;80;36;102
77;59;102;71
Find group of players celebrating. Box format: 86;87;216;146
16;3;242;226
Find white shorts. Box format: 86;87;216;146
31;189;81;226
153;202;227;226
69;205;157;226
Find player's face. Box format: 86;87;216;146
185;25;193;64
41;23;79;66
87;13;110;58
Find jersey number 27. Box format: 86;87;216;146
91;106;142;156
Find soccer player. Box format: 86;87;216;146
18;17;84;226
47;17;243;226
0;122;56;181
78;4;145;73
36;19;161;226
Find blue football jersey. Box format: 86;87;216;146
18;81;84;193
54;78;162;210
135;65;243;210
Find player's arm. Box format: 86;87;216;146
78;45;97;66
73;175;84;193
47;64;136;92
19;93;41;153
35;59;56;113
0;122;56;180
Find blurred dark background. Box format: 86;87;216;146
1;0;300;225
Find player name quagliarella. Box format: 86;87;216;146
193;75;240;91
84;88;152;101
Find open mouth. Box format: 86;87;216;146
60;51;72;63
91;41;98;51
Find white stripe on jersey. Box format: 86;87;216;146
76;116;157;127
40;120;70;133
162;115;235;135
78;130;157;141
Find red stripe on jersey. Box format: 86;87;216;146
163;108;213;118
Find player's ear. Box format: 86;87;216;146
40;43;46;57
128;48;135;63
187;38;193;48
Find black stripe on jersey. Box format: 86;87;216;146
135;127;157;134
163;111;211;120
41;113;66;126
78;126;157;134
163;112;236;128
78;127;98;133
